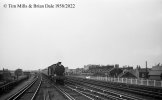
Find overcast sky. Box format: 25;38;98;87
0;0;162;70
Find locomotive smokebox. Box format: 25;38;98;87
55;62;65;76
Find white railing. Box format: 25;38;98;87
87;76;162;87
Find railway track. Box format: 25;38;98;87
43;74;140;100
7;75;42;100
41;74;162;100
66;80;144;100
65;84;124;100
56;84;93;100
42;74;93;100
66;76;162;100
36;75;67;100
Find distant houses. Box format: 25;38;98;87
65;63;162;81
85;64;114;76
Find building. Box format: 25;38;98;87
119;70;137;79
108;67;123;77
67;69;77;75
84;65;90;70
23;71;31;76
64;67;69;73
15;68;23;79
148;64;162;80
76;68;84;74
138;68;149;79
88;64;114;76
117;66;139;79
115;64;119;68
134;65;150;79
122;65;133;70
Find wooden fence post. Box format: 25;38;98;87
154;80;156;87
131;78;132;84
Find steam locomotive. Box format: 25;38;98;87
42;62;65;85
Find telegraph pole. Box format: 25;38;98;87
146;61;148;79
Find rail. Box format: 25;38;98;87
7;75;41;100
55;86;75;100
67;76;162;99
66;80;143;100
31;76;42;100
42;75;75;100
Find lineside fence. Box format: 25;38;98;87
86;76;162;87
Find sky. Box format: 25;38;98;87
0;0;162;70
